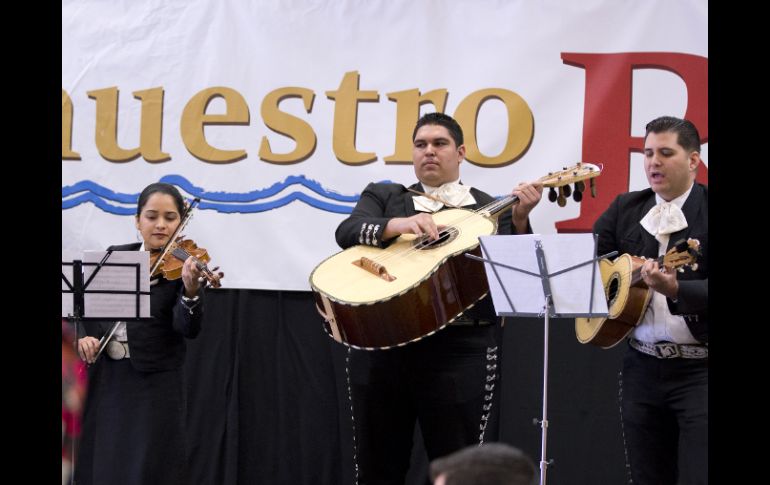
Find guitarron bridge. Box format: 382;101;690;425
352;257;397;282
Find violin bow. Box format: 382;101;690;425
149;197;200;276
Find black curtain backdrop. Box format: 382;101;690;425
184;288;626;485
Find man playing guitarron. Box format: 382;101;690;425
335;112;542;484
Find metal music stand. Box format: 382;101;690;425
61;249;152;485
62;249;152;360
61;251;150;340
466;233;613;485
61;251;150;323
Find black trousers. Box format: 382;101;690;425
620;346;708;485
349;324;502;485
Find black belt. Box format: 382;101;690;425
449;317;495;327
629;338;707;359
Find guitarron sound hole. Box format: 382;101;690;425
415;227;459;250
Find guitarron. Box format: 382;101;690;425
311;163;602;349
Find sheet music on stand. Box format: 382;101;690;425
62;250;151;320
478;233;608;318
472;233;609;485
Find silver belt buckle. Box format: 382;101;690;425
655;342;680;359
105;340;128;360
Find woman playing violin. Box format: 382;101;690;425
75;182;207;485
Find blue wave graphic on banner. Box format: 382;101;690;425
61;175;392;215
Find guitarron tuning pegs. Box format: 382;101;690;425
590;178;597;197
562;184;572;197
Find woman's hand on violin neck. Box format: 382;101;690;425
181;256;203;296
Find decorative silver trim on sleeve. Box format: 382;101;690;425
365;223;374;245
358;223;367;245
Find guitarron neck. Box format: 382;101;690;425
479;194;519;218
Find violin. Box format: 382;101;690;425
148;197;224;288
89;197;222;368
149;237;224;288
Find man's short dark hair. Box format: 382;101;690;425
430;443;537;485
413;112;464;147
644;116;701;154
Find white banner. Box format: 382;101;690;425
62;0;708;290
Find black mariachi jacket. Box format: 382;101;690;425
79;242;205;371
593;183;708;343
335;181;531;321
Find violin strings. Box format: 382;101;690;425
161;245;219;286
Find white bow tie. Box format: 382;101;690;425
640;202;688;242
413;182;477;212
